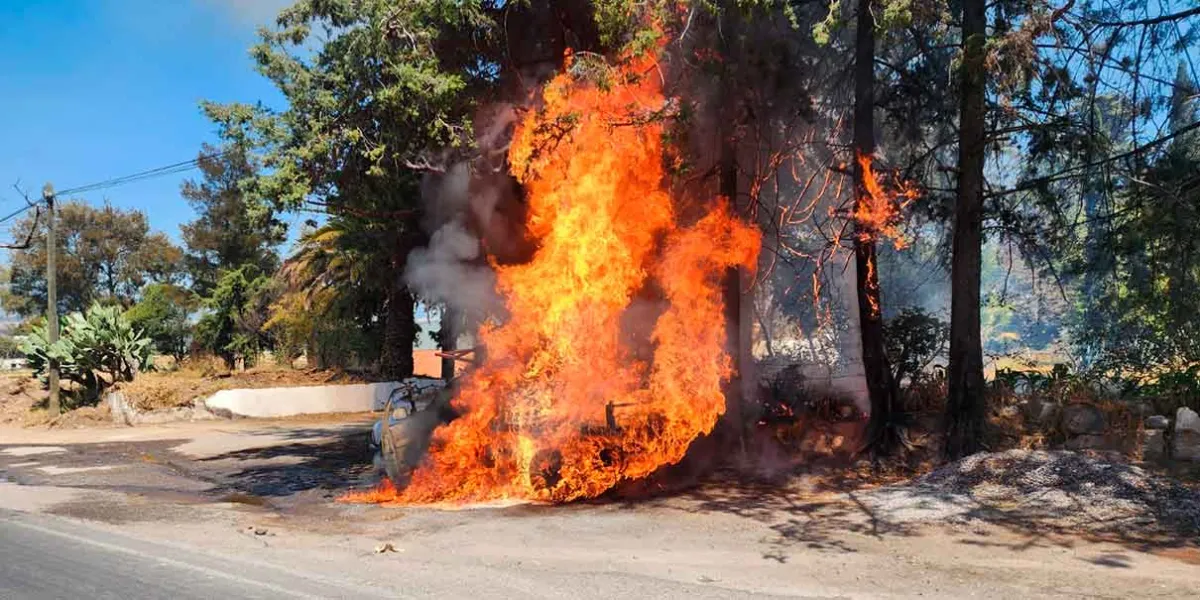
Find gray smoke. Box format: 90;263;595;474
405;216;501;322
404;104;524;331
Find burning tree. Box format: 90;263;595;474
206;0;1200;505
400;48;761;504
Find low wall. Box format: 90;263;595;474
203;379;444;419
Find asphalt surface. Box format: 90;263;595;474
0;509;387;599
4;421;1197;600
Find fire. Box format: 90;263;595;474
853;153;917;250
852;153;918;318
337;477;399;504
372;50;758;505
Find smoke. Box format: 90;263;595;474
404;104;529;331
405;217;501;322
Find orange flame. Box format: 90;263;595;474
379;51;760;505
853;153;917;318
853;153;917;250
338;477;400;504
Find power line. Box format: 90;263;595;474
0;202;38;228
53;147;240;198
0;147;241;239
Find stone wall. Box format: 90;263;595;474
1024;399;1200;463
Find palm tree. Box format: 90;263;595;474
268;215;416;375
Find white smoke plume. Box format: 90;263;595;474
404;104;524;331
405;217;501;322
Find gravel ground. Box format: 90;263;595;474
860;449;1200;537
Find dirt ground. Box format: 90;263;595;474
1;418;1197;598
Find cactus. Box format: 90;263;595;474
21;302;154;407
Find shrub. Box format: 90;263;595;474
21;302;154;407
1117;365;1200;415
194;265;273;369
126;283;195;361
883;308;948;385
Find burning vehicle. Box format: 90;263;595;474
369;355;645;488
368;378;458;482
346;44;761;507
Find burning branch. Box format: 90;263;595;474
851;153;919;250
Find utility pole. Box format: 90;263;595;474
43;183;59;417
440;307;457;383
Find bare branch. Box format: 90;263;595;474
1086;7;1200;28
987;120;1200;200
0;205;41;250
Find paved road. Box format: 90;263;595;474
0;510;388;599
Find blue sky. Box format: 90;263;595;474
0;0;292;247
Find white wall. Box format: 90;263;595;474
203;379;444;418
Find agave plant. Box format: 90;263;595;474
21;302;154;407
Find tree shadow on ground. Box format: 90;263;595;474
598;461;924;562
193;426;376;498
600;446;1200;563
224;422;375;442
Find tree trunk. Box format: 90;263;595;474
307;331;325;370
721;133;745;441
945;0;988;459
380;249;416;380
718;0;748;450
854;0;900;455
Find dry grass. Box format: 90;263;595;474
984;348;1069;378
0;374;119;429
0;353;395;426
0;374;47;426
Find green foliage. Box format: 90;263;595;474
21;303;154;407
978;241;1069;353
0;335;21;360
264;219;391;369
4;202;183;317
594;0;638;48
1115;366;1200;414
878;0;914;30
993;363;1199;420
993;364;1077;395
807;0;923;45
1068;65;1200;372
1132;367;1200;402
180;144;285;296
202;0;501;215
125;284;195;361
883;307;949;385
194;266;272;369
201;0;516;376
811;0;841;45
